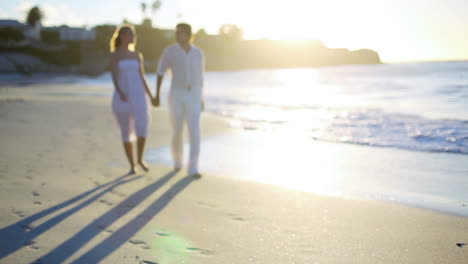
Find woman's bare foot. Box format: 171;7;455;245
128;166;137;175
138;161;149;172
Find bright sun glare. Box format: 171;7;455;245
238;0;384;45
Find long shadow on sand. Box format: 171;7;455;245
33;170;194;264
0;173;141;260
71;175;196;263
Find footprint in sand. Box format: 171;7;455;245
129;239;151;250
23;240;36;247
32;191;40;197
196;202;246;221
29;244;40;250
186;247;215;256
140;261;158;264
129;239;147;245
99;199;113;206
96;224;113;233
226;212;247;222
20;224;34;232
155;230;170;237
13;210;25;218
34;201;42;205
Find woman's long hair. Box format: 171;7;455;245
110;25;136;52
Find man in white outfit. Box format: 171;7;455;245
153;23;204;176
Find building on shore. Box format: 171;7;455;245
0;20;95;42
48;25;96;41
0;19;40;41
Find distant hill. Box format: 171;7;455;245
0;26;380;75
195;38;380;71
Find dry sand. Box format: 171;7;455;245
0;84;467;264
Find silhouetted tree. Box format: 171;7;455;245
196;29;208;38
151;0;162;26
219;24;243;41
141;18;152;28
0;27;24;43
94;25;117;52
141;2;147;20
135;25;169;60
26;6;44;27
151;1;162;14
40;29;60;44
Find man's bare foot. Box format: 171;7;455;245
138;161;149;172
190;173;202;179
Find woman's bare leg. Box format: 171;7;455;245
123;141;136;174
137;137;149;171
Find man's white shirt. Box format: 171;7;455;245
157;44;204;91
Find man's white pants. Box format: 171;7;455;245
168;89;202;175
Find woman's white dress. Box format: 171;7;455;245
112;59;151;142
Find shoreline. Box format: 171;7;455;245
2;58;468;81
145;129;468;218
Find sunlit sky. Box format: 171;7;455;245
2;0;468;62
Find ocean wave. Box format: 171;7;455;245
207;104;468;155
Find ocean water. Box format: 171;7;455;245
4;60;467;215
200;61;468;154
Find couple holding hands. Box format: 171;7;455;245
109;23;204;176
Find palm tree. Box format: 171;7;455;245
151;0;162;26
141;2;147;18
151;0;162;14
26;6;43;27
26;6;43;41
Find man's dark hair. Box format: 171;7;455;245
176;23;192;37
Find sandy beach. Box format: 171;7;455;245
1;83;467;264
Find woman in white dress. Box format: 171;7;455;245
109;25;153;174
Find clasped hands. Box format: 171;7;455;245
151;94;205;111
151;95;160;107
